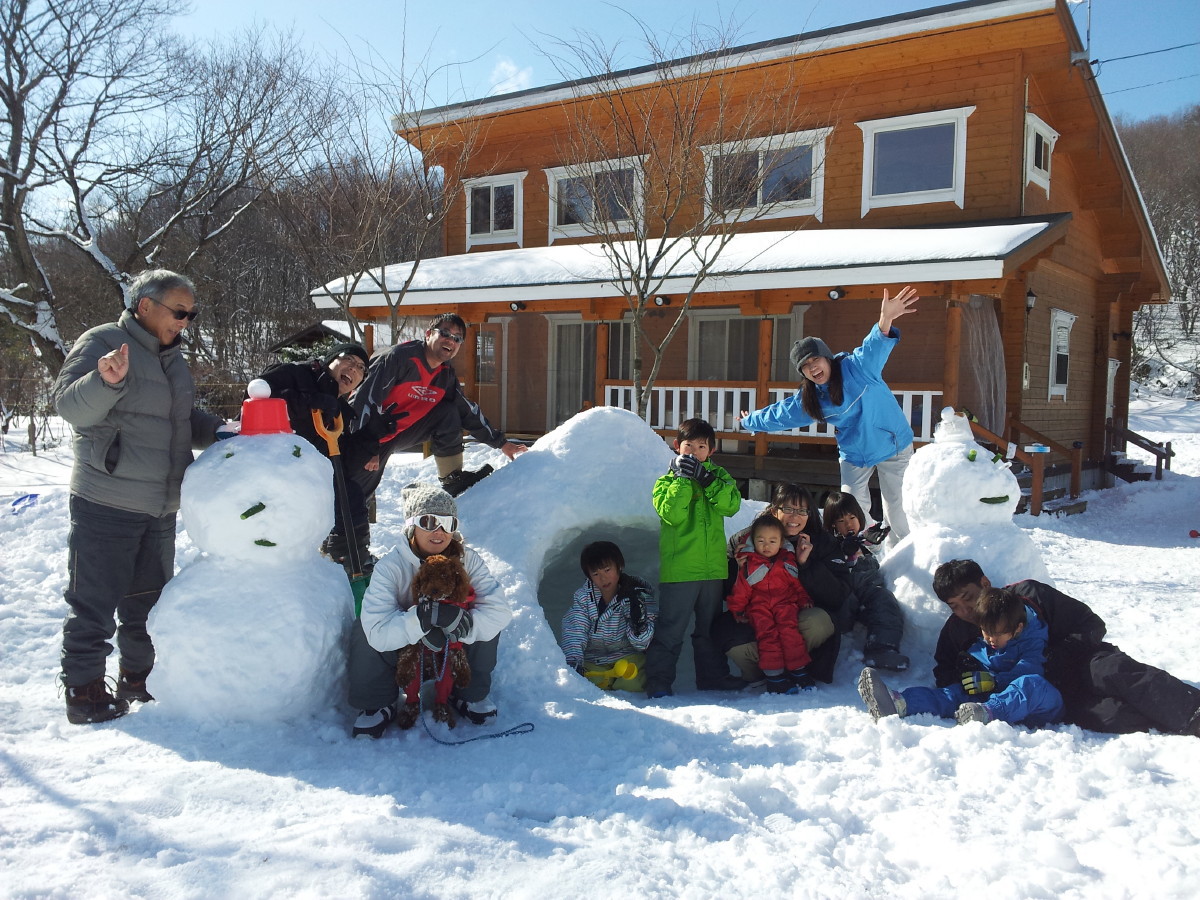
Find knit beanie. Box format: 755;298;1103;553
323;342;370;369
401;482;458;522
789;336;834;374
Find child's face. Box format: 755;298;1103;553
752;528;783;558
674;437;713;462
982;621;1023;650
412;524;453;556
831;513;861;537
588;562;621;595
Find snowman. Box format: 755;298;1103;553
149;380;353;721
881;407;1051;655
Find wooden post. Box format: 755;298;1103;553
754;317;774;463
595;322;610;408
1029;453;1044;517
942;299;963;412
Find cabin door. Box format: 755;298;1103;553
548;317;596;429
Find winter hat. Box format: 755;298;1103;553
323;342;370;369
790;336;834;374
401;481;458;523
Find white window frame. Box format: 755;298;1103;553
544;156;644;244
857;106;975;217
1024;112;1058;194
1048;307;1077;401
463;171;526;250
700;128;833;223
685;308;808;382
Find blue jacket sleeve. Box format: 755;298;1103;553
846;324;900;381
739;392;815;434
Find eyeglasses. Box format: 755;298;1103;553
146;296;199;321
336;353;366;375
779;506;809;516
411;513;458;533
434;328;464;345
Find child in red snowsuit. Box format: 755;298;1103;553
727;515;816;692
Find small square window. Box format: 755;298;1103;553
1048;307;1076;400
463;172;525;250
857;107;975;216
545;158;644;243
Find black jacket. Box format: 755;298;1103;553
256;359;362;458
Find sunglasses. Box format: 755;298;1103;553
146;296;199;321
434;328;464;345
411;513;458;533
779;506;809;516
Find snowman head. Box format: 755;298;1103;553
181;433;334;563
902;408;1020;528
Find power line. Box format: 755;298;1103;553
1091;41;1200;75
1102;72;1200;97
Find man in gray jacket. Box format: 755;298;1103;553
53;269;223;724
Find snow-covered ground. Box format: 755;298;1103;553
1;394;1197;898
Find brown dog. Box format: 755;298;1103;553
395;553;473;730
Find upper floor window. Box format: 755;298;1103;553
464;172;526;250
1048;307;1077;401
702;128;833;222
545;157;643;243
857;106;975;217
1025;113;1058;193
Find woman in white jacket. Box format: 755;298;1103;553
348;482;512;737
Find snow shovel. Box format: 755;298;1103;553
312;409;369;615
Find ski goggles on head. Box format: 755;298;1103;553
408;513;459;533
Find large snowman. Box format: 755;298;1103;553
881;407;1051;654
149;380;353;721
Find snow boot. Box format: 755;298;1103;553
64;676;130;725
858;667;905;721
764;673;799;694
863;645;910;672
115;667;154;703
453;696;497;725
439;465;493;498
352;704;397;739
696;674;748;692
955;703;993;725
789;668;817;691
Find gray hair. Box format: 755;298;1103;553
128;269;196;309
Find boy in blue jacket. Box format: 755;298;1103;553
859;586;1063;727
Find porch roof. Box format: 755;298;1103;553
311;214;1070;310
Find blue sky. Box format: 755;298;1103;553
179;0;1199;120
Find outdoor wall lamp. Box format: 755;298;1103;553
653;296;672;307
509;301;526;311
827;287;846;301
1025;289;1037;313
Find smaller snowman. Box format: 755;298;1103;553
881;407;1051;655
149;379;353;721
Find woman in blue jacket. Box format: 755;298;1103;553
740;286;919;542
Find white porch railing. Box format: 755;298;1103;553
602;383;943;442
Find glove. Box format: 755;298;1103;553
695;464;717;489
421;629;447;652
362;403;408;440
862;523;891;546
628;594;647;635
215;422;239;441
670;454;702;480
415;596;468;634
309;392;341;429
446;608;473;642
961;670;996;695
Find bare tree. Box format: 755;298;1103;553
539;17;823;416
1118;105;1200;389
1;1;337;374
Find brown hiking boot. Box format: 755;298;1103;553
116;667;154;704
64;676;130;725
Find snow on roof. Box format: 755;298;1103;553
311;216;1067;309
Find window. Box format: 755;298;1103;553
547;316;597;428
476;331;496;384
1024;113;1058;193
463;172;526;250
1048;307;1077;400
686;309;802;382
702;128;833;222
857;106;975;216
545;157;643;243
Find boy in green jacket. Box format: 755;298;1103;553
644;418;743;698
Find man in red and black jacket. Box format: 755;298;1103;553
930;559;1200;736
349;313;526;500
